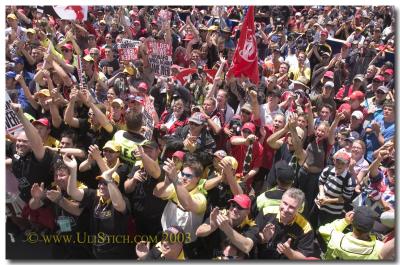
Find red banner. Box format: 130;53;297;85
226;6;259;85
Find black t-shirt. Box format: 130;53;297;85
99;58;120;78
6;141;56;202
79;188;132;258
127;167;166;219
255;210;317;259
199;212;259;259
206;169;234;210
77;118;117;150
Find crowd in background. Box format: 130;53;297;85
5;5;395;260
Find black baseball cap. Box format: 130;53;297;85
352;206;377;233
275;160;294;185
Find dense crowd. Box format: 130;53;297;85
5;5;395;260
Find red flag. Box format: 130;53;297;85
174;68;197;85
203;69;217;83
226;6;259;85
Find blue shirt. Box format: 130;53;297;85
364;116;395;162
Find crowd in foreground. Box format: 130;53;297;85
5;5;395;260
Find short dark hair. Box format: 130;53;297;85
125;110;143;132
60;130;77;146
54;160;70;175
182;160;204;178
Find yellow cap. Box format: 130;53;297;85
7;13;17;20
27;28;36;34
83;54;94;62
123;66;136;76
36;89;51;97
96;172;120;185
103;140;121;152
222;156;238;170
111;98;124;109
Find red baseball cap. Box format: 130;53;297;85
137;82;149;91
373;75;385;82
32;118;50;128
241;122;256;133
384;69;394;76
334;151;351;163
320;30;329;36
172;151;185;161
324;71;334;79
349;91;365;101
61;43;73;50
228;194;251;210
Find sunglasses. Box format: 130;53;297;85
242;129;252;134
61;49;71;53
241;110;251;115
375;90;386;95
229;202;245;210
180;172;194;179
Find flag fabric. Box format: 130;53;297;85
226;6;259;85
37;6;88;21
173;68;198;85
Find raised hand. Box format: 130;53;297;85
135;241;150;259
63;154;77;170
209;207;219;229
344;210;354;224
31;182;45;200
162;158;178;182
260;223;275;243
88;145;102;161
46;186;62;203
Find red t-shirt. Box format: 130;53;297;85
261;125;276;169
230;137;263;175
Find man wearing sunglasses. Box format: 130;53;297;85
196;194;259;259
154;158;207;259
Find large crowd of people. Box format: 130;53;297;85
5;5;395;260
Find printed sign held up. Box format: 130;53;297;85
6;93;23;134
146;40;173;77
117;39;141;61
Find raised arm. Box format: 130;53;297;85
83;90;114;133
65;154;84;202
266;125;288;150
328;112;345;145
101;160;126;213
12;103;45;161
15;73;39;110
136;146;161;179
164;159;202;213
63;87;80;128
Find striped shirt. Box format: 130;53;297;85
319;166;355;215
